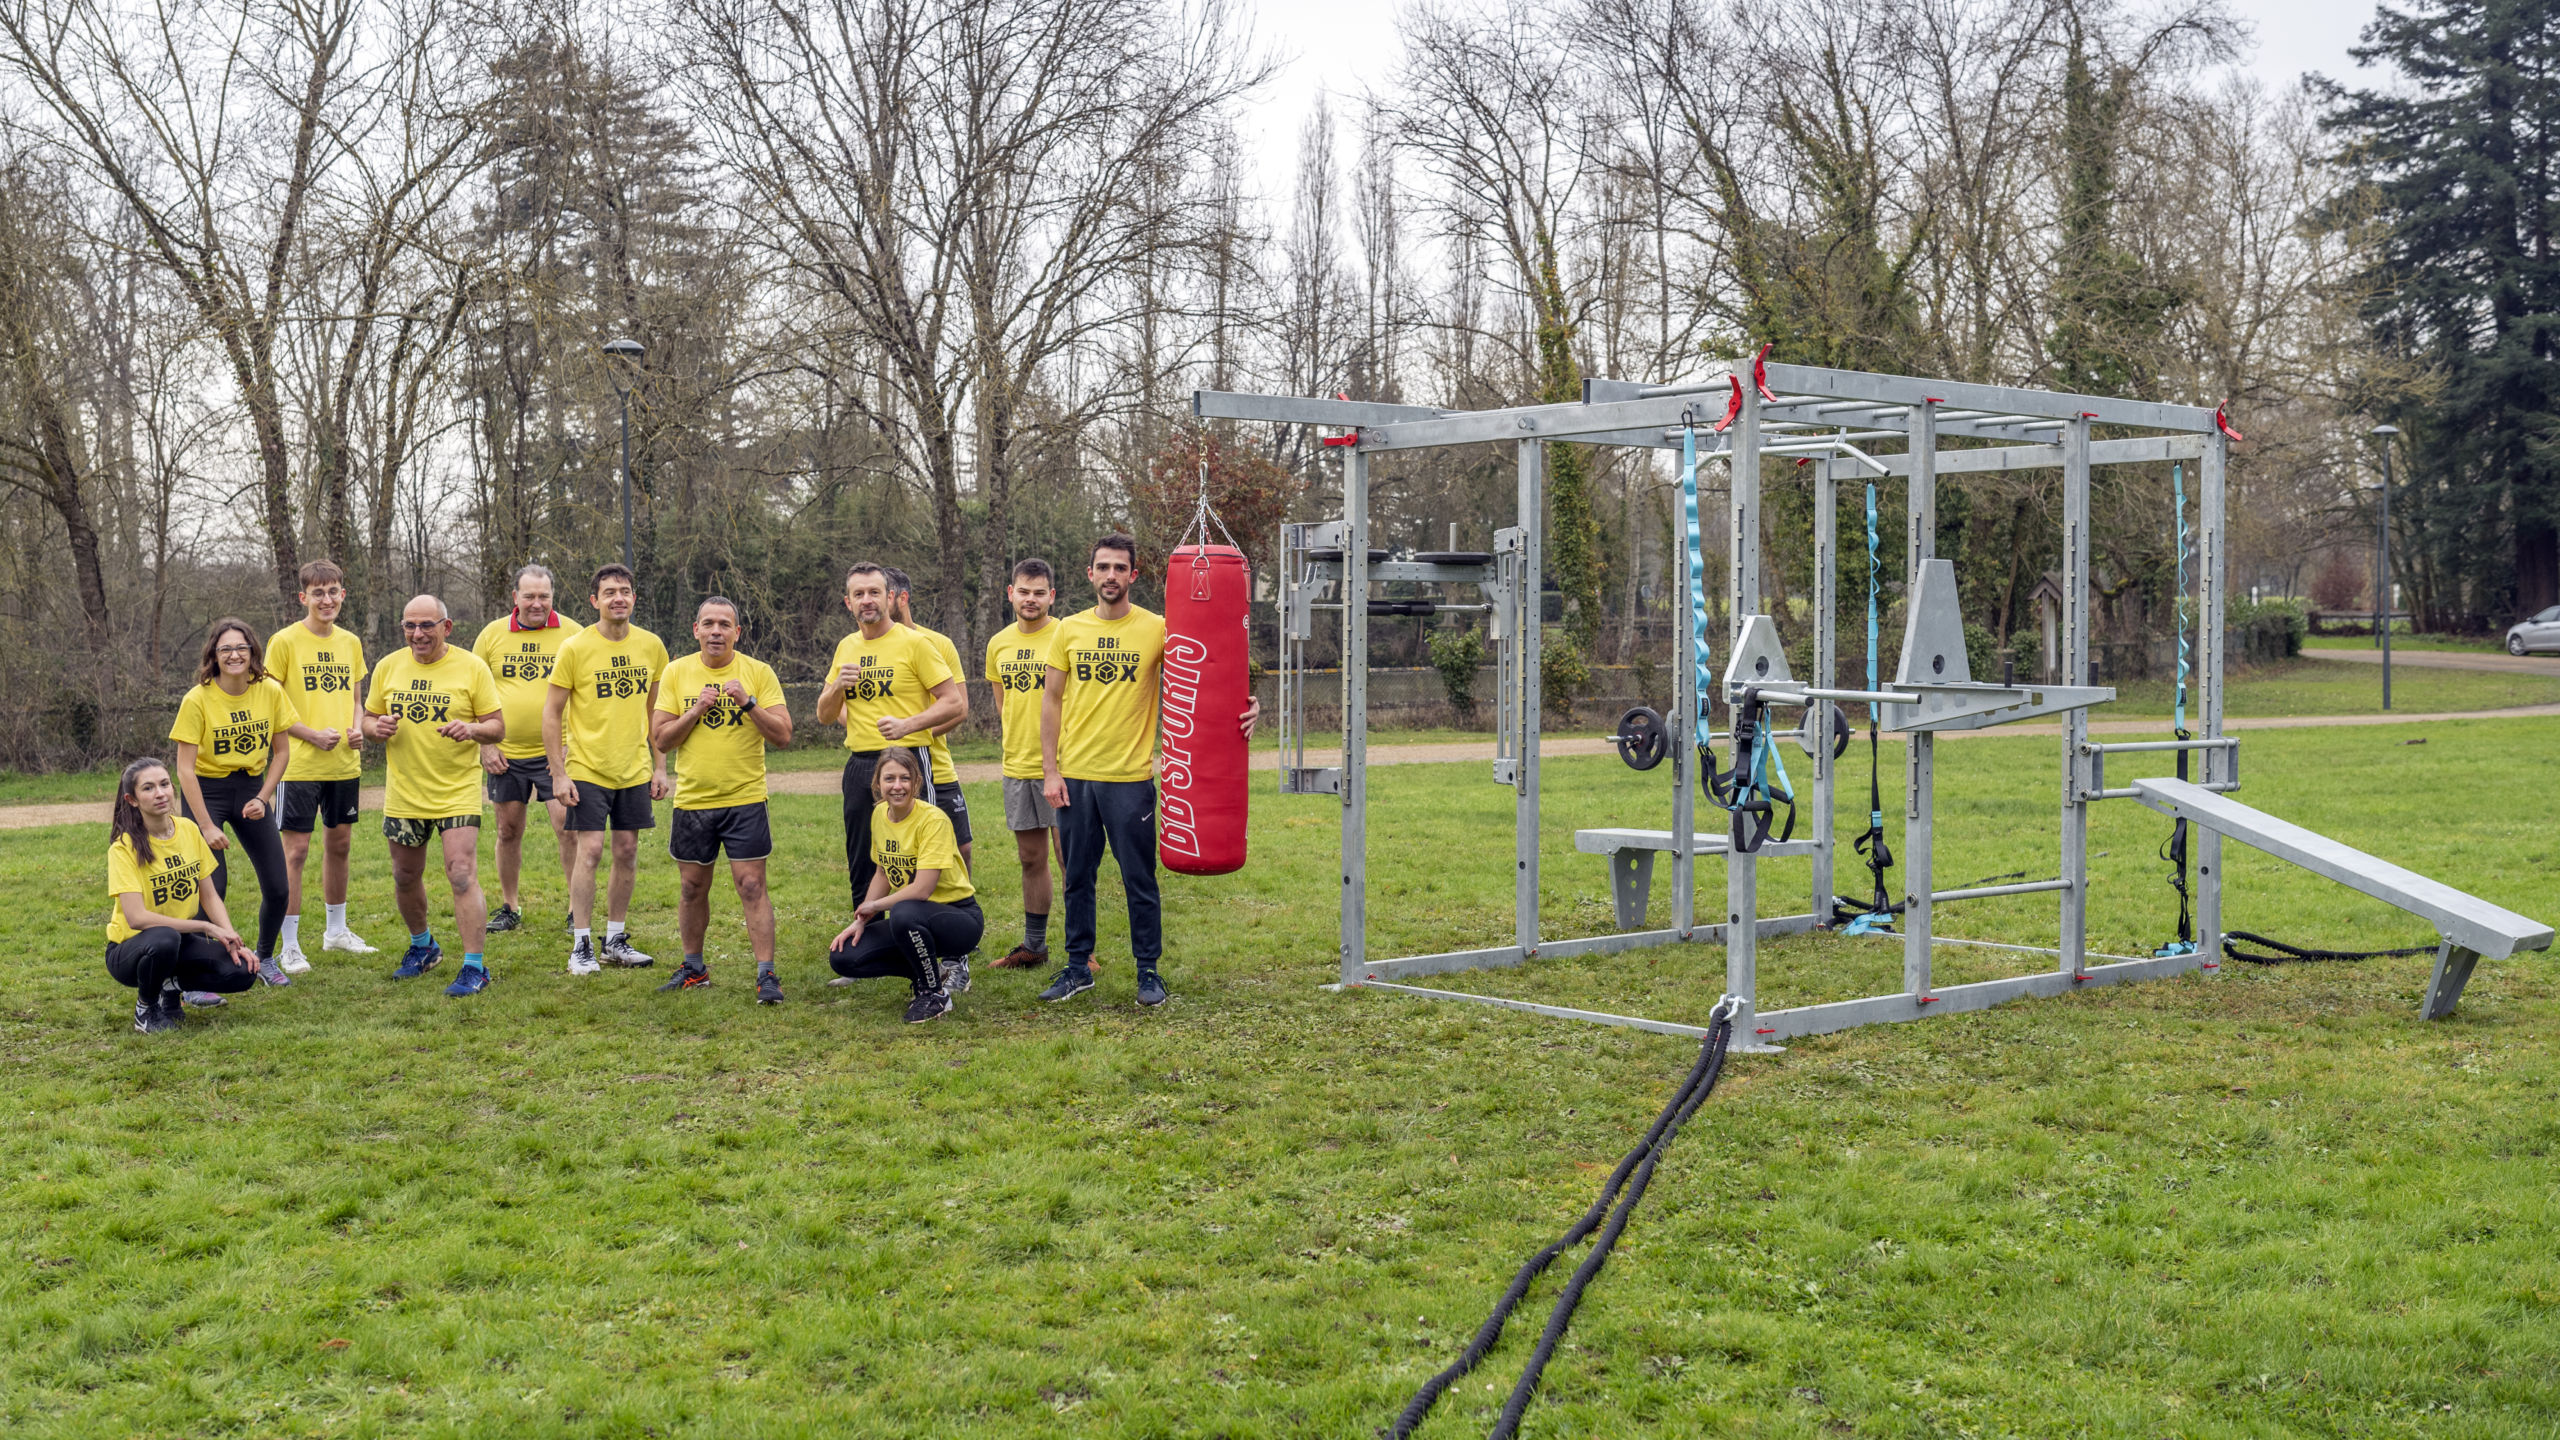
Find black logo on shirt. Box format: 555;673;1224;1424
499;645;557;683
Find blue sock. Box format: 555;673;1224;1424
412;929;433;948
463;952;485;972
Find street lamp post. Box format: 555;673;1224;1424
2371;423;2399;711
604;337;646;571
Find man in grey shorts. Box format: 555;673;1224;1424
983;558;1064;968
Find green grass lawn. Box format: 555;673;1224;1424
2106;656;2560;720
2304;633;2503;654
5;721;2556;1436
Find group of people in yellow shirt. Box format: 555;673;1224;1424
102;535;1257;1033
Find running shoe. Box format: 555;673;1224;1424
1135;968;1167;1008
486;905;522;933
943;955;972;996
992;943;1047;969
134;995;179;1033
157;985;186;1027
256;956;292;987
181;990;225;1008
392;938;442;979
903;984;952;1024
602;933;654;968
1037;964;1095;1003
567;936;601;976
443;963;493;998
756;970;785;1006
826;975;858;987
656;958;711;992
321;927;377;954
277;942;312;975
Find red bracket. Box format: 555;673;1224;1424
2215;403;2244;442
1916;995;1939;1004
1755;1027;1776;1035
1321;432;1359;448
1751;342;1777;401
1711;374;1744;433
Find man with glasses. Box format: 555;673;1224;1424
363;596;506;996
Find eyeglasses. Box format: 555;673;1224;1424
400;621;444;632
215;645;253;656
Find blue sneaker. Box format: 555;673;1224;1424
443;964;492;998
392;939;441;979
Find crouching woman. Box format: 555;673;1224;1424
106;757;258;1032
828;748;983;1025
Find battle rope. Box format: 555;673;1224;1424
2221;931;2437;965
1390;1001;1737;1440
2154;463;2198;958
1711;687;1796;852
1839;480;1897;934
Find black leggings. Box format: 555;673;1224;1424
187;771;286;958
829;898;984;989
104;929;257;995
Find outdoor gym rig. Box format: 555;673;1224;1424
1197;360;2550;1050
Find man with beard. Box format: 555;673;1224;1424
1036;534;1257;1008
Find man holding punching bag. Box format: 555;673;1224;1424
1036;534;1258;1007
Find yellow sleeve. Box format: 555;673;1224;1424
917;808;963;874
106;840;142;899
547;632;583;691
983;633;1002;683
471;620;504;665
753;659;785;708
646;633;671;678
912;633;953;689
654;661;688;715
364;656;392;715
469;657;502;716
263;628;294;678
168;686;208;746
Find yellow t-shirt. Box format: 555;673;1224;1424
906;624;966;785
473;613;584;759
549;624;671;790
654;651;785;810
873;799;973;905
984;619;1060;780
825;625;954;753
106;818;218;943
169;677;292;778
1047;605;1165;783
368;647;502;820
263;622;366;781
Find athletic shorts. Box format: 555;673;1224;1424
1003;776;1055;832
281;777;361;832
565;780;655;833
670;803;772;865
930;781;974;846
485;755;555;805
384;814;481;847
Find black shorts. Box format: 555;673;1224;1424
280;777;362;832
670;803;772;865
930;780;974;846
565;780;655;832
485;756;554;805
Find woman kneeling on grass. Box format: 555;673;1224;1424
105;758;259;1032
829;747;983;1025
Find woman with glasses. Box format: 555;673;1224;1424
168;617;296;987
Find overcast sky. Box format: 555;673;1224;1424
1233;0;2387;208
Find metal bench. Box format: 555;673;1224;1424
2132;777;2553;1019
1574;828;1821;929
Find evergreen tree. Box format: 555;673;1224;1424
2322;0;2560;620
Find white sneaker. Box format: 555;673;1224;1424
322;927;378;955
277;943;312;975
567;936;602;976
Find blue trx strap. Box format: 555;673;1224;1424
1841;481;1897;935
1683;424;1712;751
2155;462;2197;957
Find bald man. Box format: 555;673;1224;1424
362;595;505;997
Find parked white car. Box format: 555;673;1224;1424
2508;605;2560;655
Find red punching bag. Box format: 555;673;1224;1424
1160;543;1251;875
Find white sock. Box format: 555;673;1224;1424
281;915;302;949
606;920;626;939
326;903;347;930
575;927;593;946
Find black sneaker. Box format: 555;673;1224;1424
487;905;522;933
1135;968;1167;1007
943;955;972;996
157;984;186;1027
134;994;179;1034
656;958;711;992
903;984;952;1024
1038;964;1095;1003
756;970;784;1005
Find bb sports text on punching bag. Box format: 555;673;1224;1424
1160;543;1249;875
